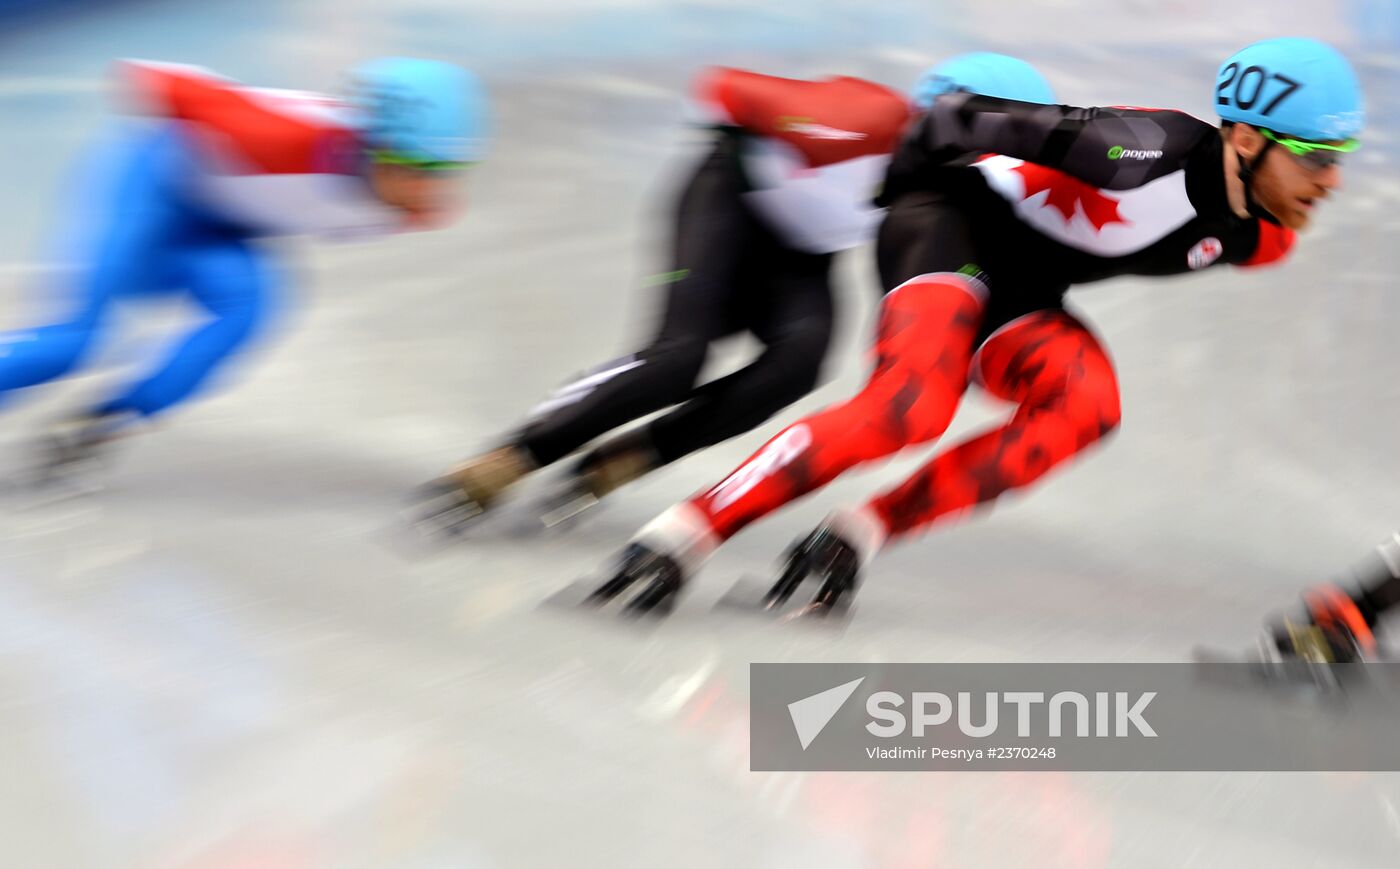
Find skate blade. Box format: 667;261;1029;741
533;489;602;534
713;575;852;627
1191;645;1353;695
395;514;470;554
0;466;106;507
540;575;677;620
413;501;484;537
399;481;498;548
385;513;503;563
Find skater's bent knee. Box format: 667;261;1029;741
1092;395;1122;442
767;322;830;391
645;335;708;376
1100;392;1122;431
1055;386;1121;447
1079;372;1122;439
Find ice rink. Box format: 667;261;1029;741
2;0;1400;865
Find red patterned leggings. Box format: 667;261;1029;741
689;273;1122;543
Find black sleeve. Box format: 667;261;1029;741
879;94;1218;204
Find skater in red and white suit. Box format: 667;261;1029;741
586;37;1365;616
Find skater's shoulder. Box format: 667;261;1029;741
115;59;357;177
693;67;909;166
696;67;904;118
114;59;230;114
115;60;352;134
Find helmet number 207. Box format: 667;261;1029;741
1216;64;1301;117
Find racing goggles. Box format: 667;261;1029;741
369;149;473;173
1258;128;1359;172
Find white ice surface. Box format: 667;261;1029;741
1;1;1400;866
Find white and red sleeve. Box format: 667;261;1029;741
115;59;355;175
113;60;410;238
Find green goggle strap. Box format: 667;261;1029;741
1258;128;1359;156
368;149;474;172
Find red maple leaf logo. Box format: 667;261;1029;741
1010;162;1129;231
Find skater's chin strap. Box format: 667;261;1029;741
1228;123;1282;226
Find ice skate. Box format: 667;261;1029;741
21;412;130;494
1194;585;1380;693
770;526;861;618
408;444;536;540
579;541;686;615
535;432;660;531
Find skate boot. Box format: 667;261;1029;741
765;525;861;618
409;444;536;539
1267;584;1378;665
1199;585;1384;692
536;432;660;531
1194;585;1383;693
28;411;131;490
585;541;686;616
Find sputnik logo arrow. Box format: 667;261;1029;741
788;677;866;750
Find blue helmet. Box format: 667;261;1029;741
351;57;489;165
912;52;1056;109
1215;38;1364;142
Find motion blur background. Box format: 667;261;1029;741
1;1;1399;866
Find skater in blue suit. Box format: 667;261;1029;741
1;58;487;477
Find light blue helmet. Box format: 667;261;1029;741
351;57;489;166
1215;38;1364;141
912;52;1056;109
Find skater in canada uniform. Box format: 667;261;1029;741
0;57;487;476
414;54;1057;534
582;37;1367;616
